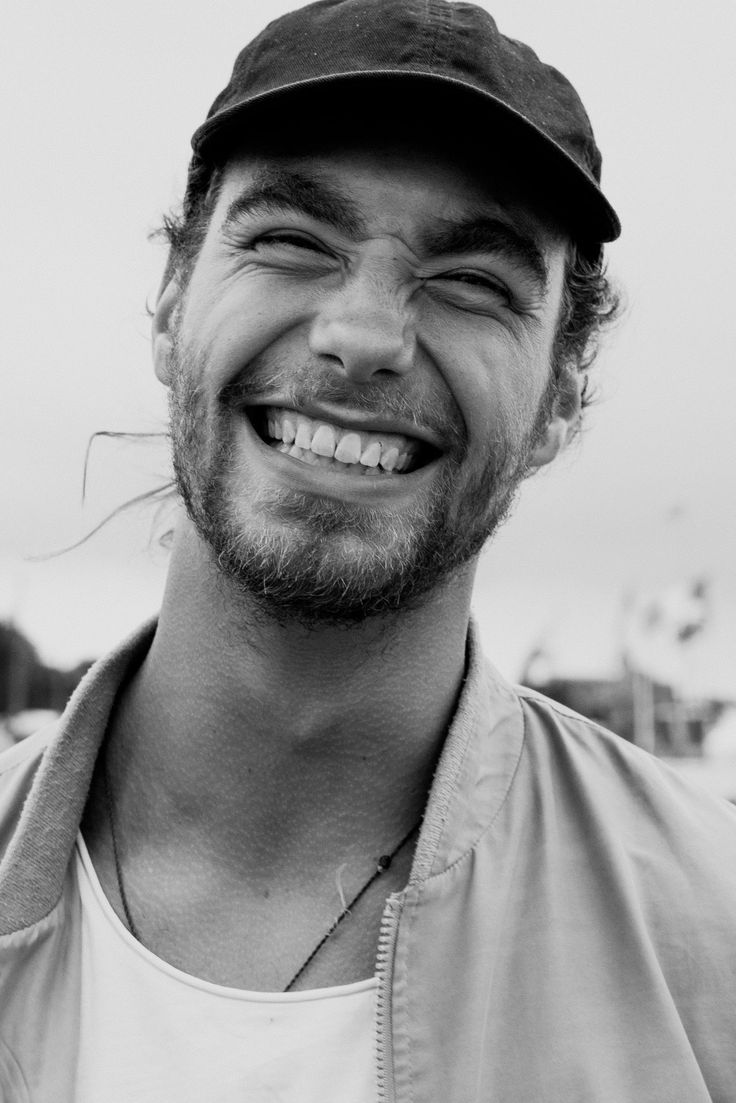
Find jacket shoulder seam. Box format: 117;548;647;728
514;684;620;740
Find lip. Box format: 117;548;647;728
243;398;447;453
236;404;444;501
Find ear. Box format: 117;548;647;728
528;368;583;470
152;278;181;387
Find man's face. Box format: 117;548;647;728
155;137;572;623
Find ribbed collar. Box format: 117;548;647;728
0;617;524;933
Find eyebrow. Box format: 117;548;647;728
420;216;549;289
221;165;549;290
221;166;366;239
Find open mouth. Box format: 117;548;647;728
248;406;440;476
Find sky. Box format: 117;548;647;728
1;0;734;695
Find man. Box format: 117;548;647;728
2;1;736;1100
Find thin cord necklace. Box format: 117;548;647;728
102;755;420;993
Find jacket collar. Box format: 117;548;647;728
409;623;525;882
0;618;156;933
0;617;524;932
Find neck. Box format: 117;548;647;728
106;522;475;878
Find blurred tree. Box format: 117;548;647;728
0;622;92;716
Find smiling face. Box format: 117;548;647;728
154;135;575;623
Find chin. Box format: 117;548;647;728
191;468;522;626
202;492;444;624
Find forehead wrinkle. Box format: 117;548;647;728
220;164;367;239
420;214;550;290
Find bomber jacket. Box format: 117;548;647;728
2;619;736;1102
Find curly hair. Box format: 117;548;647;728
158;159;225;291
548;245;621;424
159;154;620;424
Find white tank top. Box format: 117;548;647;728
74;836;378;1102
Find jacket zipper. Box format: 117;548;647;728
375;893;403;1102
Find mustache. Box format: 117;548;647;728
219;359;467;455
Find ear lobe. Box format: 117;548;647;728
152;279;181;386
528;368;583;469
528;415;573;468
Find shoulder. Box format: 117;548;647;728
510;682;736;887
515;682;736;811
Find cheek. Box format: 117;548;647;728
421;318;550;450
179;269;316;393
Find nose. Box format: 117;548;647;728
308;267;415;383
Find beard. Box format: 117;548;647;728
168;339;548;626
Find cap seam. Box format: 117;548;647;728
424;0;444;70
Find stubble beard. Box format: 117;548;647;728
168;346;545;627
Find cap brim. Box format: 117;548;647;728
192;71;621;245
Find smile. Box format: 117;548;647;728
250;406;438;476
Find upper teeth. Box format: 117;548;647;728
264;407;419;473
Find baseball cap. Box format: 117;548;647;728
191;0;620;244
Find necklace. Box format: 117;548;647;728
102;754;420;992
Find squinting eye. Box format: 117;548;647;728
425;270;515;312
441;271;509;297
253;232;324;253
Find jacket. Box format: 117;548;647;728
2;618;736;1102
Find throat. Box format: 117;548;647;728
102;543;470;909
